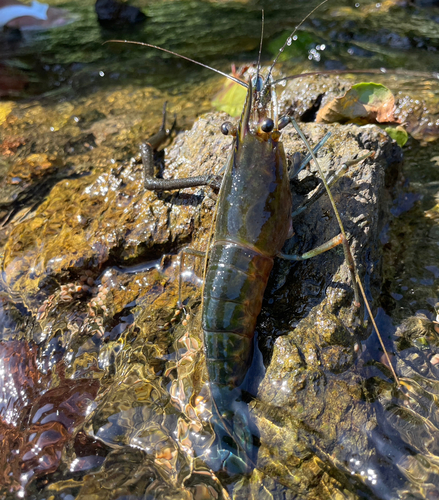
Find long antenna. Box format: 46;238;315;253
255;10;265;86
104;40;249;89
265;0;330;84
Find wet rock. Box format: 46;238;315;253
279;74;439;143
64;133;97;155
393;91;439;143
95;0;147;28
1;118;222;312
278;74;354;122
245;115;405;496
0;87;178;233
0;76;407;499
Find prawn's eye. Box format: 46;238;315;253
251;74;264;92
221;122;236;136
261;118;274;133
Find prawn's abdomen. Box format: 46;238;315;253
202;126;292;413
202;241;273;389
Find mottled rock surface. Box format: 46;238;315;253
2;74;436;500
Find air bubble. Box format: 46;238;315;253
286;37;292;46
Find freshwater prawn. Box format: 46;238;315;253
107;2;399;471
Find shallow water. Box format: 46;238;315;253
1;0;439;98
1;0;439;498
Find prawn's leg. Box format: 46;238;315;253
278;234;344;261
292;152;373;217
177;247;205;307
279;124;358;267
142;103;221;192
288;131;332;180
280;116;361;305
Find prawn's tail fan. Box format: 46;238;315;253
207;384;259;476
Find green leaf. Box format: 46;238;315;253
384;126;409;147
351;82;393;107
212;80;247;117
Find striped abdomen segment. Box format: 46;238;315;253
202;241;273;389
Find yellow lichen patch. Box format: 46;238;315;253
0;102;15;125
